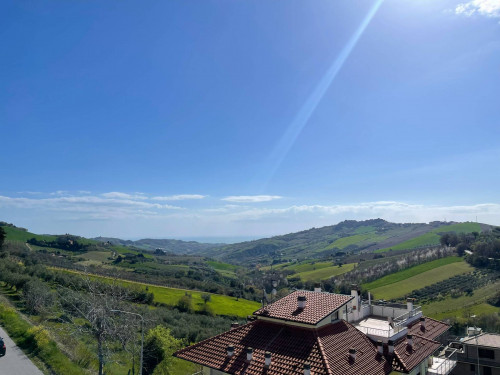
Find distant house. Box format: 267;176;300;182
451;332;500;375
175;288;454;375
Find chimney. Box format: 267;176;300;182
314;283;321;293
246;347;253;362
226;345;234;358
264;351;272;367
349;348;357;361
231;322;239;329
377;340;383;354
407;334;413;348
303;362;311;375
298;295;307;309
407;298;413;311
388;340;394;354
420;317;426;330
351;288;360;310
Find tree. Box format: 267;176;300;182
201;293;211;304
23;278;55;317
142;326;182;375
58;275;130;375
0;227;5;249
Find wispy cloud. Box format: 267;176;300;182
101;192;148;200
455;0;500;18
152;194;206;201
221;195;283;203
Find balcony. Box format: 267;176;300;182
346;301;422;341
428;348;458;375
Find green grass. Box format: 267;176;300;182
293;263;356;282
363;257;463;290
206;261;238;272
3;226;57;243
368;260;473;300
0;301;86;375
423;281;500;320
53;269;260;318
376;222;482;253
328;233;387;250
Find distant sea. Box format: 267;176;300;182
176;236;260;244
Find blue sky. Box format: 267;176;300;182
1;0;500;240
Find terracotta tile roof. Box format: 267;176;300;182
408;316;449;341
174;320;391;375
253;290;353;325
391;335;440;373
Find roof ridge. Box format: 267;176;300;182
315;330;334;375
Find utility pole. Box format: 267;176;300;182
111;310;144;375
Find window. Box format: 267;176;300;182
478;348;494;359
470;364;475;372
483;366;492;375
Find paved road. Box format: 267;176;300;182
0;325;43;375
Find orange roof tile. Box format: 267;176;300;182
174;320;392;375
254;290;353;325
408;316;449;341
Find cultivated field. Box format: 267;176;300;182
365;258;473;300
53;269;261;318
293;263;356;282
375;222;482;253
423;281;500;320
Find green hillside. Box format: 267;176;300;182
375;222;482;253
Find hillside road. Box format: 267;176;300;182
0;325;43;375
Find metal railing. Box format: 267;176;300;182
428;348;458;375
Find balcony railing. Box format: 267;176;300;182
428;348;458;375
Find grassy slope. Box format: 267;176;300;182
363;257;463;290
294;263;356;282
369;261;473;300
3;226;57;242
326;233;388;250
423;281;500;320
376;222;482;253
53;268;260;318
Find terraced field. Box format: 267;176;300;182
293;263;356;282
423;281;500;320
52;268;260;318
364;257;473;300
375;222;482;253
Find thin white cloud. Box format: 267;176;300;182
152;194;206;201
222;195;283;203
455;0;500;18
101;192;148;200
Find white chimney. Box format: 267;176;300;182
349;348;357;361
388;340;394;354
377;340;383;354
420;317;426;330
227;345;234;358
231;322;239;329
314;283;321;293
246;347;253;362
368;291;372;305
351;288;360;310
407;298;413;311
264;351;272;367
298;295;307;309
303;362;311;375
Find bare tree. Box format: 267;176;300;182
58;273;131;375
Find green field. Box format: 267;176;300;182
293;263;356;282
363;257;463;290
424;281;500;320
376;222;482;253
327;233;387;250
53;269;261;318
3;226;57;242
367;260;473;300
